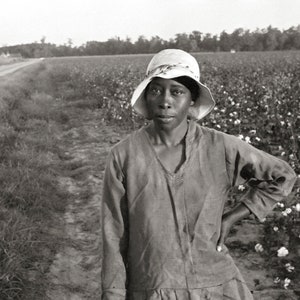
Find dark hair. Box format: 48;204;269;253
173;76;200;101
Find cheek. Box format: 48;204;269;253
179;97;193;110
144;97;155;118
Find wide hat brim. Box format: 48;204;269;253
131;65;215;120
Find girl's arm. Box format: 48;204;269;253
217;203;251;251
217;132;297;250
101;151;128;300
223;132;296;221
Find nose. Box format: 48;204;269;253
159;102;171;109
159;91;172;109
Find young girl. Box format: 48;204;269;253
101;49;296;299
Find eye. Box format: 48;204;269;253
171;88;185;95
148;86;161;96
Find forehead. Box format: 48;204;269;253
150;77;187;88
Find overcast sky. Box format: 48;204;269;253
1;0;300;47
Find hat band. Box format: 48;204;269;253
145;63;200;81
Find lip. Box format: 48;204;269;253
158;115;174;118
156;115;175;123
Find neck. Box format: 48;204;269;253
148;120;189;147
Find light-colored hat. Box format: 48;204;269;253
131;49;215;120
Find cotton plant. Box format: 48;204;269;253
256;197;300;290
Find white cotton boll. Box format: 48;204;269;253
284;278;291;289
277;246;289;257
245;136;251;143
254;243;264;252
282;208;292;216
289;154;295;160
274;277;280;284
285;263;295;273
238;185;245;191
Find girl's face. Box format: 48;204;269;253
145;78;194;131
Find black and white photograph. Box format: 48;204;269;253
0;1;299;299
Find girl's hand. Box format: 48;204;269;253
216;203;251;252
217;215;234;252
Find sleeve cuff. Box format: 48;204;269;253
241;189;277;222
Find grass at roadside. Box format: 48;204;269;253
0;62;70;299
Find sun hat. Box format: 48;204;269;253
131;49;215;120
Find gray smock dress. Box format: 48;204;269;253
101;121;296;300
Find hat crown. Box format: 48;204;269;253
146;49;200;80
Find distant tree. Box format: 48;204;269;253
175;33;192;51
251;29;264;51
283;26;300;49
134;36;150;53
84;41;103;55
1;24;300;57
40;36;46;44
149;36;165;53
201;33;218;51
230;28;245;51
240;29;256;51
219;31;231;51
67;38;73;48
262;26;280;50
189;31;202;52
123;37;134;54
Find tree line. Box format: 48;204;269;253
1;25;300;58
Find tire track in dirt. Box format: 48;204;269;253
46;108;126;300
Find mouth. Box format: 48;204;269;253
156;115;175;123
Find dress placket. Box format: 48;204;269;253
167;130;197;289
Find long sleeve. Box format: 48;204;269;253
101;150;128;300
223;133;297;222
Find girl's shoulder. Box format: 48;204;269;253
109;126;146;156
195;122;246;145
192;122;228;144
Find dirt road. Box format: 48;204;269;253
0;59;42;77
46;107;126;300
